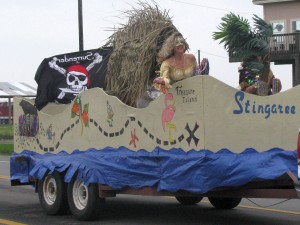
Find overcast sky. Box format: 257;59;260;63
1;0;293;91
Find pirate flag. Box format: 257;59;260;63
34;47;112;110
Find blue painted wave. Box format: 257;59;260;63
10;147;297;194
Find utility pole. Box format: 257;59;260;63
78;0;84;51
197;50;201;65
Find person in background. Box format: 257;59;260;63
153;32;197;93
239;55;282;95
197;58;210;75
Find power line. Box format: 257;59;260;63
171;0;261;16
194;50;229;60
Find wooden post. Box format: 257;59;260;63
8;97;12;124
294;56;300;87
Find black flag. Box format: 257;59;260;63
34;47;112;110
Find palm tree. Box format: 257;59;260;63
213;13;273;82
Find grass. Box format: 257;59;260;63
0;144;13;155
0;124;13;139
0;124;13;155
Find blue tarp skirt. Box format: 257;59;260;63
10;147;297;194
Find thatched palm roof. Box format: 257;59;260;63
104;2;178;107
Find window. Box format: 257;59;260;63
292;20;300;33
272;21;285;34
271;21;285;45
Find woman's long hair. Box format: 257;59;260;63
157;32;189;64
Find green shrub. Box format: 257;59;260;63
0;144;13;155
0;124;13;139
0;125;13;155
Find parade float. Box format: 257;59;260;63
10;3;300;221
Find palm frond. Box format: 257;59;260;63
213;13;250;49
213;13;273;59
253;14;273;37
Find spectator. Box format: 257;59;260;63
239;55;281;95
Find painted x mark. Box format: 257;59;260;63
129;128;139;148
185;122;199;146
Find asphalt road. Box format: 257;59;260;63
1;154;300;225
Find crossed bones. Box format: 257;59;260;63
48;53;103;76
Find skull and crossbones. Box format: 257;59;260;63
48;53;103;99
66;65;89;93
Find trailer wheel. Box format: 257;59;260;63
175;196;203;205
208;197;242;209
38;171;68;215
67;178;103;221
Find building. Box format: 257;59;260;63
230;0;300;86
0;102;13;124
0;82;36;124
253;0;300;34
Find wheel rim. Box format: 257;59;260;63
43;175;57;205
72;179;88;210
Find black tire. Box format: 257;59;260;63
208;197;242;209
38;171;69;215
175;196;203;205
67;178;103;221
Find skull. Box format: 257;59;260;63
66;65;89;93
